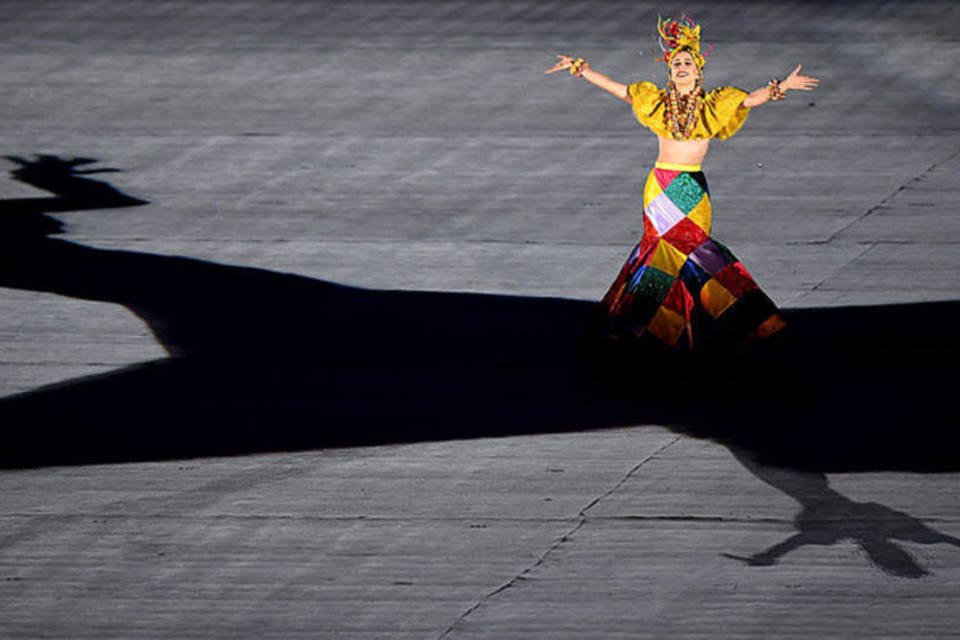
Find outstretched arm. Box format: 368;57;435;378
546;54;631;103
742;64;819;108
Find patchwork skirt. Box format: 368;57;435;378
600;162;785;350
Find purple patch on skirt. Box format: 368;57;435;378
689;239;731;275
645;194;686;235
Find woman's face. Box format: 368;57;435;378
669;51;699;86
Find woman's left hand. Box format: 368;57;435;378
781;64;820;91
545;54;575;74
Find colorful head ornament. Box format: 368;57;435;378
656;14;712;68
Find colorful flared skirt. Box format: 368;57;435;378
600;162;785;350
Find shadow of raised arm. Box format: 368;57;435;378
0;154;147;239
4;154;147;213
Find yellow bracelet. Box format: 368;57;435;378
569;58;585;77
768;78;786;102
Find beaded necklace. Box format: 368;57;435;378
665;80;703;140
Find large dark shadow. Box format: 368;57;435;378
2;154;958;578
0;154;957;473
0;155;638;465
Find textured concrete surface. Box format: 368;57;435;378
1;1;959;638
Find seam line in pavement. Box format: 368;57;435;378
823;145;960;244
578;437;681;517
4;512;956;525
0;513;809;526
434;435;681;639
72;237;650;248
786;241;878;305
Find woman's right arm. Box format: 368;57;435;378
545;54;631;103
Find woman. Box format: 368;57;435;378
546;15;818;351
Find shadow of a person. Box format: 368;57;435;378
0;154;641;464
1;154;959;579
723;448;960;579
0;153;957;471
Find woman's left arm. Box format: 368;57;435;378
742;64;820;108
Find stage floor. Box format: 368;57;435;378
1;2;959;638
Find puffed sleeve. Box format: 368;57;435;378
627;81;668;136
702;86;751;140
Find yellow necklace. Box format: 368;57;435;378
665;81;703;140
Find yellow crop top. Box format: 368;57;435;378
627;81;751;141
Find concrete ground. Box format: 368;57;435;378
1;1;958;637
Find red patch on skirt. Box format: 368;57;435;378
639;215;661;254
655;169;680;191
713;262;759;299
662;217;709;255
661;278;693;314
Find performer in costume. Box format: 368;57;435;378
546;15;818;350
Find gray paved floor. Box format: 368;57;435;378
1;2;958;638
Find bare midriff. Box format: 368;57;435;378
656;137;710;166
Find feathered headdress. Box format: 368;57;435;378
656;14;712;68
